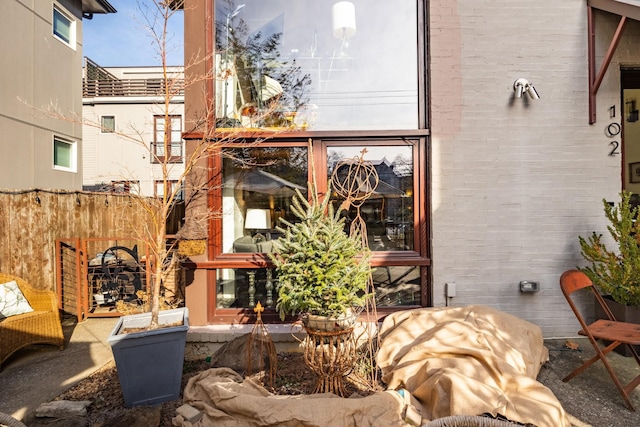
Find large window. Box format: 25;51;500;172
221;146;309;254
214;140;424;311
152;116;183;163
204;0;428;320
53;136;76;172
214;0;419;131
327;145;414;252
53;6;75;48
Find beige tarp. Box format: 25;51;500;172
174;368;408;426
175;305;569;426
376;305;570;426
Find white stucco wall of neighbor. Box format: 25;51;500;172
82;66;185;197
83;100;185;197
429;0;640;337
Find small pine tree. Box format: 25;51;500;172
269;186;372;321
579;191;640;306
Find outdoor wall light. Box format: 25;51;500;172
513;78;540;100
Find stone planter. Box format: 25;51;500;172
107;307;189;407
595;296;640;357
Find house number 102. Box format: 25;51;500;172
606;108;621;156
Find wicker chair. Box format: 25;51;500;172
0;273;65;371
423;415;527;426
0;411;27;427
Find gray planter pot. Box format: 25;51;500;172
594;296;640;357
107;307;189;407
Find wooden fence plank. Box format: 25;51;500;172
0;190;159;293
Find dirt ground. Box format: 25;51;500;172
41;339;640;426
54;352;352;426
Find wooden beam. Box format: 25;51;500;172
588;7;627;124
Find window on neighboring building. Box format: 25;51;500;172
53;136;76;172
152;116;183;163
53;6;75;48
110;181;140;194
155;180;184;201
101;116;115;133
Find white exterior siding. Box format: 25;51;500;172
1;0;87;191
430;1;640;337
82;66;185;197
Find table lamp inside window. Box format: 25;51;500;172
245;209;271;242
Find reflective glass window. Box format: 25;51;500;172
222;146;308;253
53;7;74;47
327;144;414;252
214;0;419;131
217;268;277;309
101;116;115;133
53;136;76;172
216;264;422;309
372;266;421;307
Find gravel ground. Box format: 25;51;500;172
51;352;344;426
22;338;640;426
537;339;640;427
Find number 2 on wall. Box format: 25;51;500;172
609;141;620;156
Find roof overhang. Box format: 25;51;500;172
81;0;117;14
587;0;640;123
588;0;640;20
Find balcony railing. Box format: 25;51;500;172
83;78;185;97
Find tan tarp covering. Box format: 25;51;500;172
376;305;570;426
175;305;569;426
175;368;408;426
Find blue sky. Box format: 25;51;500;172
83;0;184;67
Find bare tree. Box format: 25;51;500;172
123;0;288;328
42;0;310;329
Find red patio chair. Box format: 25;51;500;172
559;269;640;410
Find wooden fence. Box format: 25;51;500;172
0;189;181;298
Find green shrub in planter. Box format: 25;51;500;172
579;191;640;307
269;186;372;321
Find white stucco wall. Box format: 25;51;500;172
429;1;640;337
1;0;85;191
82;90;185;196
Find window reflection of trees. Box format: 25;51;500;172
223;147;308;226
327;147;414;252
215;2;312;129
224;147;308;186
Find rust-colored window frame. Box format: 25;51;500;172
201;136;431;323
180;0;431;323
152;115;184;164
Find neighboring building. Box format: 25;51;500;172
178;0;640;337
0;0;116;191
82;59;185;197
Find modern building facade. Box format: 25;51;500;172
82;59;185;197
1;0;115;191
178;0;640;338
